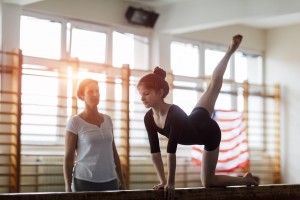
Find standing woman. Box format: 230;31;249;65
63;79;126;192
137;35;257;200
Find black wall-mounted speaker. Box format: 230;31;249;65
125;6;159;28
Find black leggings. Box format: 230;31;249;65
72;177;118;192
189;107;221;151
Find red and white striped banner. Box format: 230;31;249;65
191;110;249;173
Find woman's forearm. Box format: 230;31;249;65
114;153;126;187
63;158;74;192
167;153;176;185
151;152;167;184
64;131;77;192
112;140;126;189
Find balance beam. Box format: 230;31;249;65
1;184;300;200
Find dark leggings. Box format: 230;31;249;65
72;177;118;192
189;107;221;151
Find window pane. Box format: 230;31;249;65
21;65;59;142
248;55;263;84
215;93;231;110
234;52;247;83
171;42;199;77
234;52;263;84
205;49;230;79
239;53;263;84
71;28;106;63
113;31;149;69
173;88;198;114
20;16;61;59
248;96;264;148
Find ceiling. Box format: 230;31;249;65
3;0;43;6
124;0;189;7
124;0;300;29
4;0;300;29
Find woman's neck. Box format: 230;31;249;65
83;105;99;116
152;102;171;116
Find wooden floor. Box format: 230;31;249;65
1;184;300;200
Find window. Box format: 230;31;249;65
205;49;230;79
20;16;61;59
172;81;198;114
113;31;149;69
70;28;107;63
171;40;263;84
170;39;263;111
235;52;263;84
171;41;199;77
21;65;60;142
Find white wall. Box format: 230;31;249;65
266;25;300;183
2;3;21;51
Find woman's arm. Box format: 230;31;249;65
164;153;176;200
166;153;176;186
144;113;166;188
63;131;77;192
112;139;126;190
151;152;167;187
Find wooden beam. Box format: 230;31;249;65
1;184;300;200
121;64;130;188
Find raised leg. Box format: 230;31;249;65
195;35;243;116
197;35;258;187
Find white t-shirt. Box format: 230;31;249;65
66;114;117;183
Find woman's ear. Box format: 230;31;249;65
158;89;165;98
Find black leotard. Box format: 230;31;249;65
144;104;221;154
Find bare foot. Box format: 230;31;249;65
244;172;258;186
228;34;243;54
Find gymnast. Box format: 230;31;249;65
137;35;258;200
